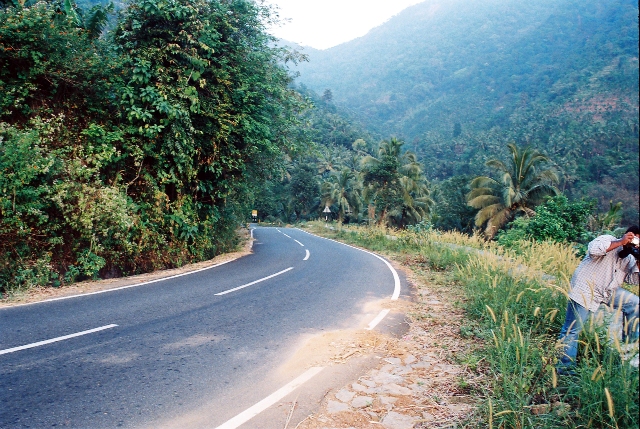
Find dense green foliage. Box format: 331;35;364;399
496;195;597;248
294;0;639;224
0;0;304;293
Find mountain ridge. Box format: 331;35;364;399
290;0;639;222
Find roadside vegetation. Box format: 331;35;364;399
302;221;639;428
0;0;307;296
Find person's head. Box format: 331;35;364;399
625;225;640;237
619;225;640;259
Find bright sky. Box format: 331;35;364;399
266;0;425;50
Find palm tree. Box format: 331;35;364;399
316;146;338;177
467;143;559;238
362;137;431;226
321;168;362;223
386;176;434;228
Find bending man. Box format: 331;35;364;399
557;225;640;373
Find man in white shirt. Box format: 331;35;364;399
557;226;640;374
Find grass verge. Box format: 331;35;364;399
302;221;639;429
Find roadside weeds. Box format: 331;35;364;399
298;221;639;429
0;228;253;307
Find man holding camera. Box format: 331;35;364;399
557;226;640;373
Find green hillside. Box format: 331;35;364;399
292;0;639;222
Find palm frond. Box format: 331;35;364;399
475;203;504;226
469;176;498;189
468;195;501;209
84;3;114;39
467;187;494;200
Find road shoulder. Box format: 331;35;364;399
0;228;253;307
288;227;483;429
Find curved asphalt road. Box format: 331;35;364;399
0;226;405;428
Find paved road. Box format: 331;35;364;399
0;226;405;428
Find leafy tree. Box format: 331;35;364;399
431;176;476;233
496;195;596;249
321;89;333;104
321;168;362;223
0;0;305;293
467;143;559;238
288;164;320;219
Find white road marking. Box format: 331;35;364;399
0;324;118;356
294;239;304;247
366;309;390;330
282;233;291;238
10;260;237;308
296;228;401;300
214;366;324;429
214;268;294;296
304;249;310;261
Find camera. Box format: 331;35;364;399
620;236;640;260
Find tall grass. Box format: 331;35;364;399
304;222;639;428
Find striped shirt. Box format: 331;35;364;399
568;235;639;312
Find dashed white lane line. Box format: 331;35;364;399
294;239;304;246
304;249;310;261
214;366;324;429
0;324;118;356
275;228;292;238
366;310;390;330
214;268;294;296
296;228;401;300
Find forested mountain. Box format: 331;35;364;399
291;0;639;223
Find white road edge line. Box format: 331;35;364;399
303;249;310;261
0;324;118;356
215;267;293;296
366;309;390;330
294;239;304;247
296;228;401;300
214;366;324;429
13;260;237;307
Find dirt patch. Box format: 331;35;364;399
0;228;253;307
278;330;391;376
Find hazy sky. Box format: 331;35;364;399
266;0;424;50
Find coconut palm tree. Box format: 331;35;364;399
362;138;431;226
467;143;560;238
321;168;362;223
385;176;434;228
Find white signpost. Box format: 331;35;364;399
323;206;331;222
